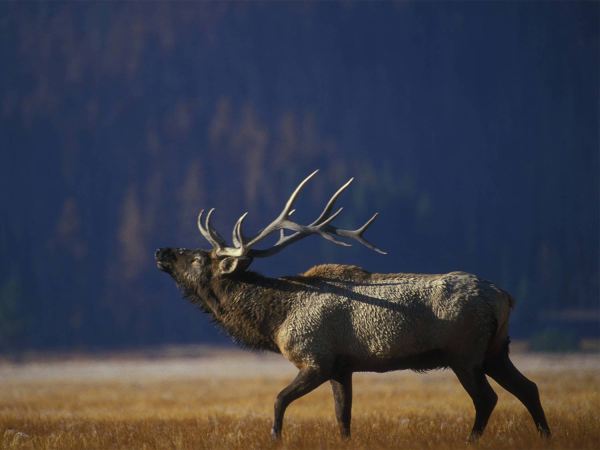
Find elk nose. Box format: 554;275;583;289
155;248;173;261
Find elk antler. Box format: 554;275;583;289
199;170;387;258
197;208;227;250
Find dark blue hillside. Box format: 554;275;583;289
0;2;597;351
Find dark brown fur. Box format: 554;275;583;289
208;271;294;352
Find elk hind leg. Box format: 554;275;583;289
485;348;551;437
453;365;498;442
330;371;352;438
272;366;328;439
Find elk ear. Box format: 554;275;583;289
218;256;252;275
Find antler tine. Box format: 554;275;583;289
331;213;388;255
275;178;354;247
271;178;353;248
197;208;207;236
310;177;353;226
272;176;352;246
314;206;344;228
251;208;350;258
280;171;318;219
314;210;353;245
232;212;248;248
197;209;221;249
204;208;227;249
279;207;350;247
244;170;319;248
277;209;295;243
355;212;379;234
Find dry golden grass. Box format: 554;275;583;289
0;350;598;449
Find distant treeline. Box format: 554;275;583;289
0;2;598;351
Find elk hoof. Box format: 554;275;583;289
466;431;482;444
270;427;281;440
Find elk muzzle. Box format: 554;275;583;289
155;248;176;272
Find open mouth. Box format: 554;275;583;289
154;249;174;273
156;260;169;272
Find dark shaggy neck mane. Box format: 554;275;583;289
189;271;296;352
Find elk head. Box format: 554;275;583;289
155;170;386;292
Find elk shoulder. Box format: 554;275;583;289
302;264;371;281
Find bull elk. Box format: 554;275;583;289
155;170;550;441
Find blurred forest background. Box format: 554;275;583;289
0;2;597;353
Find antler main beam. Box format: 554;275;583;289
198;170;387;258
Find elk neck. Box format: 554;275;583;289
203;271;296;353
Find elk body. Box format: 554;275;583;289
155;170;550;441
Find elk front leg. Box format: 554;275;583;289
330;371;352;438
272;367;328;439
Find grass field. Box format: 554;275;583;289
1;348;598;449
